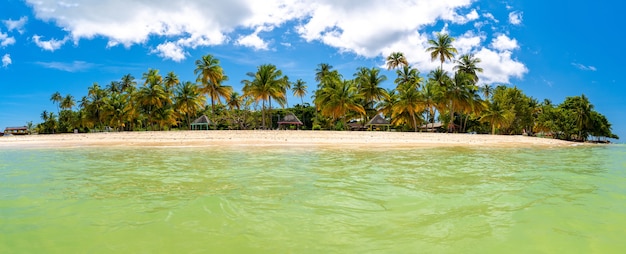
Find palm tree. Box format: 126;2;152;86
315;63;334;85
454;54;483;83
392;84;423;132
354;67;389;120
104;92;128;131
227;92;242;110
242;64;288;129
395;65;422;90
86;83;107;129
444;72;474;132
61;94;75;111
174;81;205;129
480;84;492;99
427;33;458;69
50;91;62;115
164;72;179;91
314;79;365;125
386;52;409;70
292;79;308;105
201;75;233;129
138;70;168;129
420;82;443;131
480;101;513;134
195;54;231;129
120;74;136;92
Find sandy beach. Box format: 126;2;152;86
0;130;577;148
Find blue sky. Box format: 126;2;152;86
1;0;624;139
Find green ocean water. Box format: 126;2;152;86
1;145;625;253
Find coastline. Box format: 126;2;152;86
0;130;579;149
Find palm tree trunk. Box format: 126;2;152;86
262;100;266;129
211;98;217;130
411;112;417;132
268;99;273;130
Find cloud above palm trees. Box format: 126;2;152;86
22;0;527;84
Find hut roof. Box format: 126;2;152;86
366;114;390;126
191;115;212;125
4;126;28;131
419;122;443;129
278;113;303;125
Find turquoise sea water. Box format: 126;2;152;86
1;145;625;253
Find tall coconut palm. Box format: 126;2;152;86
87;83;107;129
354;67;388;120
138;71;168;129
420;82;443;130
392;84;423;132
386;52;409;70
427;33;458;69
454;54;483;83
195;54;231;129
242;64;288;129
315;63;334;84
174;81;205;129
201;75;233;129
104;92;129;131
444;72;474;132
50;91;62;115
292;79;308;106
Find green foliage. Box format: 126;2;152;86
31;42;616;140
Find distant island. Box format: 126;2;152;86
23;33;618;143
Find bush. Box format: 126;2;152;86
312;124;321;130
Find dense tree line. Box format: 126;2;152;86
36;33;618;142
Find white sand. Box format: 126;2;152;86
0;130;577;149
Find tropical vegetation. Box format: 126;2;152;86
35;42;618;142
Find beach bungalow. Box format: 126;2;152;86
277;113;303;130
4;126;29;135
419;122;444;132
366;114;391;131
190;115;211;130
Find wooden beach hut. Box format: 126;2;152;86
277;113;303;130
419;122;444;132
4;126;29;135
365;114;391;131
190;115;211;130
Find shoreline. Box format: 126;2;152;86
0;130;580;149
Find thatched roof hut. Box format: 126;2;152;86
277;113;303;129
366;114;391;131
190;115;211;130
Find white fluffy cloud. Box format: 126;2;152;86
475;48;527;84
0;31;16;47
509;11;523;25
32;35;67;51
3;16;28;34
151;42;187;62
2;53;11;67
23;0;527;83
491;34;519;51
